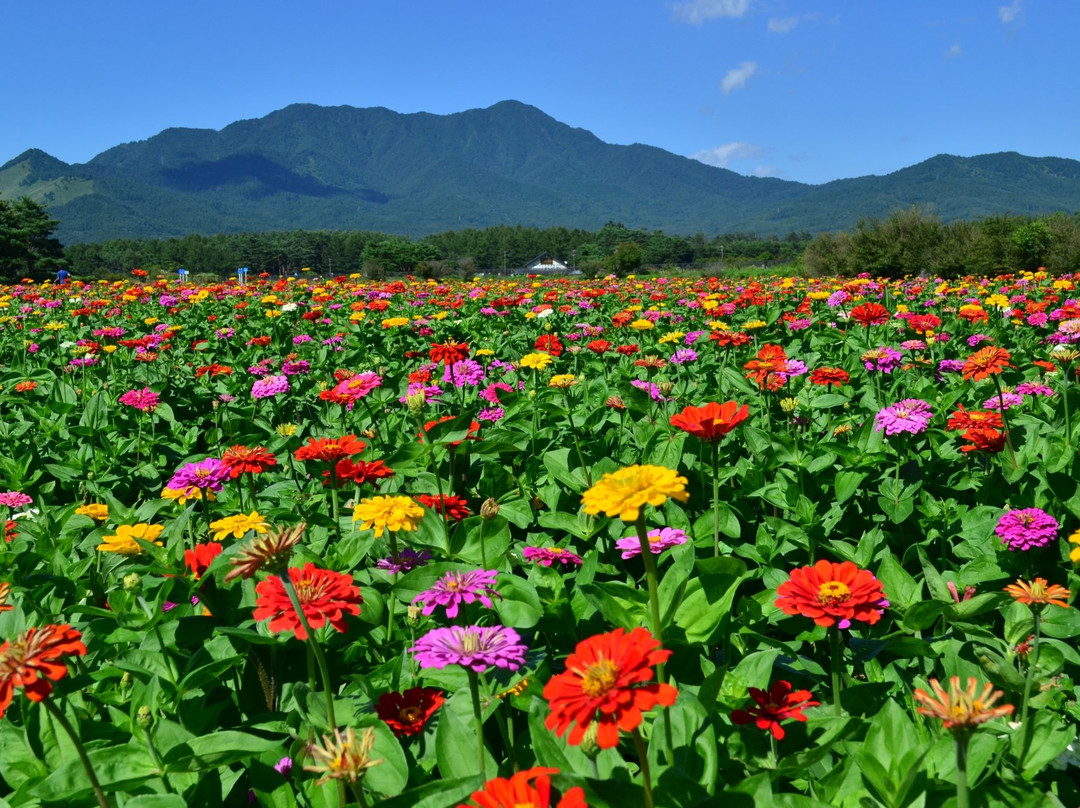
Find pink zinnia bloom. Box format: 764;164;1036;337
251;374;290;399
443;360;485;387
616;526;689;559
995;508;1058;551
0;491;33;509
523;546;584;567
983;392;1024;411
874;399;933;436
410;625;527;673
118;387;160;412
413;570;499;618
166;458;230;495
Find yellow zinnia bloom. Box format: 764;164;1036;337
548;374;578;389
629;319;654;331
582;464;689;522
352;496;425;537
381;317;410;328
209;511;271;542
1069;528;1080;564
75;503;109;521
658;331;685;344
161;487;214;505
519;353;553;371
98;523;165;555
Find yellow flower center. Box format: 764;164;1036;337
399;706;422;723
580;659;620;698
817;581;851;605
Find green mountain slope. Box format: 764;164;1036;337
2;101;1078;243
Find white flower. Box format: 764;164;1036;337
281;303;298;313
12;508;39;521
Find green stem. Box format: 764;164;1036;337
830;626;844;714
350;782;370;808
630;727;655;808
42;698;111;808
956;733;970;808
143;726;175;793
563;389;593;486
281;573;338;730
634;514;664;645
991;374;1017;468
710;441;721;557
467;669;487;779
1020;609;1041;732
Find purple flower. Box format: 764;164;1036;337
827;290;850;308
862;347;902;374
983;392;1024;411
281;360;310;376
938;359;966;374
995;508;1059;551
443;360;486;387
522;546;584;567
413;570;500;618
874;399;933;436
410;625;528;673
251;374;290;399
167;458;230;495
615;526;689;559
669;348;698;365
274;757;293;777
376;548;431;575
0;491;33;509
478;407;505;423
1015;382;1055;397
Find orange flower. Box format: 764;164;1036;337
13;381;37;393
946;406;1004;432
0;624;87;718
294;435;367;464
962;347;1011;382
1004;577;1071;608
670;401;750;442
184;542;224;580
774;560;888;628
913;676;1014;732
850;302;890;326
460;767;587;808
253;562;362;640
959;427;1007;453
429;340;470;365
543;627;678;748
221;445;277;477
744;344;789;391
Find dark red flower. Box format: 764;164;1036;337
375;687;445;737
731;680;819;740
416;494;471;521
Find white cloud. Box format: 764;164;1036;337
721;61;758;94
998;0;1022;23
672;0;751;25
945;43;961;59
691;142;764;168
752;165;778;177
767;16;799;33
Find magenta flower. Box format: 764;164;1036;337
375;548;431;575
983;392;1024;411
118;387;160;412
862;347;902;374
410;625;528;673
874;399;933;436
443;360;485;387
251;374;290;399
166;458;230;495
995;508;1059;551
522;546;584;567
413;570;499;618
616;526;689;560
0;491;33;509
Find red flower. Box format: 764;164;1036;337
294;435;368;463
3;521;14;543
324;458;395;488
0;624;87;718
744;344;789;391
586;340;612;354
808;367;850;387
669;401;749;442
416;494;471;521
731;680;820;740
907;314;941;334
962;347;1011;382
253;563;362;640
946;406;1003;432
534;334;564;357
461;767;587;808
850;302;890;326
221;445;278;478
185;542;224;579
429;340;470;365
710;331;751;348
960;427;1007;453
775;560;887;628
247;335;272;347
375;687;445;737
14;381;37;393
615;343;640;356
543;627;678;749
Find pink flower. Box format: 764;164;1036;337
874;399;933;436
616;526;688;559
413;570;499;618
995;508;1058;551
118;387;160;412
523;546;584;567
0;492;33;509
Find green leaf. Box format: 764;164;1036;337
435;694;495;780
33;744;157;802
580;582;649;631
163;731;283;771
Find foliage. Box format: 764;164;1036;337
0;195;66;278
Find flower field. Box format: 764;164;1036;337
1;269;1079;808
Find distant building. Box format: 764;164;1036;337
520;252;573;274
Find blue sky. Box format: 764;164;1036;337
3;0;1076;185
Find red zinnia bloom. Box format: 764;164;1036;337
14;381;37;393
0;624;87;718
409;369;433;384
253;563;362;641
429;340;470;365
960;427;1007;453
808;367;850;387
543;627;678;749
774;560;887;628
294;435;368;464
744;344;789;391
534;334;564;357
375;687;446;737
416;494;471;521
615;343;640;356
907;314;941;334
325;458;394;488
850;302;890;326
710;331;751;348
461;767;587;808
731;680;820;740
670;401;750;442
185;542;224;579
247;335;272;347
3;521;16;543
946;406;1003;432
221;445;278;478
586;339;612;354
194;363;233;378
962;347;1011;381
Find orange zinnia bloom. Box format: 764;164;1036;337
294;435;367;464
221;444;278;478
461;767;587;808
962;347;1011;381
850;302;890;327
913;677;1013;732
429;340;470;365
670;401;750;442
543;627;678;749
1004;577;1071;608
946;406;1004;432
253;562;362;640
744;344;789;391
774;560;887;628
0;624;87;718
960;427;1007;453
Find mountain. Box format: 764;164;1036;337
2;101;1079;244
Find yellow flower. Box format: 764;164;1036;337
582;464;689;522
304;726;383;786
265;309;282;319
381;317;410;328
102;345;118;353
658;331;685;344
474;348;495;356
548;374;578;389
98;523;165;555
742;320;768;330
209;511;270;542
1069;528;1080;564
275;423;299;438
44;321;65;331
352;496;425;537
520;353;553;371
161;487;215;505
629;319;654;331
144;317;159;326
75;503;109;521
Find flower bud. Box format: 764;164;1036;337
578;722;602;759
480;498;500;520
405;392;427;416
122;573;142;592
406;604;422;626
780;397;798;413
136;705;154;728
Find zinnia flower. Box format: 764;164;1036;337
118;387;160;412
220;445;277;478
774;560;888;628
74;503;109;521
543;627;678;748
669;401;749;442
522;547;584;567
850;302;890;326
1004;578;1071;608
98;523;165;555
352;495;425;537
429;340;470;365
251;374;290;399
995;507;1058;551
808;367;850;387
913;677;1014;733
253;562;362;640
519;352;554;371
304;726;382;786
226;523;306;582
375;687;446;738
414;570;500;618
416;494;471;521
874;399;933;436
731;680;820;740
166;458;230;496
0;624;87;718
184;542;224;579
0;492;33;509
410;625;528;673
962;347;1011;381
375;548;432;574
582;464;689;522
460;767;587;808
294;435;367;464
209;511;270;542
615;526;688;559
